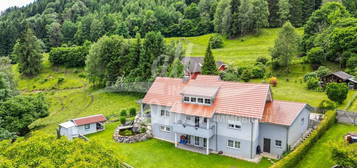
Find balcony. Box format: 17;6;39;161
172;120;215;138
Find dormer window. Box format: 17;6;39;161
198;98;204;103
204;99;211;105
190;97;197;103
184;97;190;102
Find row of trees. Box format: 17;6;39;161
0;0;325;57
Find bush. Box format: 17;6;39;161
237;67;248;76
57;77;65;84
326;83;349;104
251;65;265;79
129;108;137;117
241;69;252;82
256;57;268;65
120;117;126;125
49;42;90;67
346;54;357;69
307;77;319;90
331;141;357;167
315;66;331;78
140;127;147;133
270;110;336;168
317;100;336;114
307;47;325;65
209;34;224;49
222;72;239;81
120;109;127;117
269;77;278;87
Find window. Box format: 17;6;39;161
160;125;171;132
187;135;191;144
275;140;282;147
203;138;207;147
195;136;200;146
160;110;170;117
198;98;204;103
228;123;241;129
227;140;240;149
205;99;211;105
190;97;197;103
186;116;191;120
204;118;207;123
84;124;90;130
184;97;190;102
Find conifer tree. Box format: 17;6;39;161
12;28;43;77
201;43;218;75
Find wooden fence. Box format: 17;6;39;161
336;110;357;125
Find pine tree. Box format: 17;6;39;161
288;0;303;27
12;28;43;77
201;43;218;75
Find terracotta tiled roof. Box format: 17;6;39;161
72;114;107;126
143;75;270;119
262;101;306;126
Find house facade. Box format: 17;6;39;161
58;114;107;140
143;75;311;160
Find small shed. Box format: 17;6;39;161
58;114;107;140
321;71;357;89
181;57;226;79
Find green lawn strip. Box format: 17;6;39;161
296;124;357;168
88;122;272;168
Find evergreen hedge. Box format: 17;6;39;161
270;110;337;168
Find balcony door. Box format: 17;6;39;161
195;117;199;127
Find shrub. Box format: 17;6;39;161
251;65;265;79
269;77;278;87
303;72;318;82
317;100;336;114
57;77;65;84
315;66;331;78
49;42;90;67
129;108;137;117
140;127;147;133
120;109;127;117
209;34;224;49
326;83;349;104
346;54;357;69
270;110;336;168
307;77;319;90
331;141;357;167
237;67;248;76
222;72;239;81
241;69;252;82
256;57;268;65
120;117;126;125
307;47;325;65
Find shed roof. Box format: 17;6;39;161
331;71;353;80
59;121;75;128
72;114;107;126
182;57;224;73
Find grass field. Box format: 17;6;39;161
167;28;303;66
296;124;357;168
88;122;273;168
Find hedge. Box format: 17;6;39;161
270;110;337;168
49;43;90;67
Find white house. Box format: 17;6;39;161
59;114;107;140
142;75;312;161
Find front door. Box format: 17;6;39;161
263;138;271;153
195;117;200;127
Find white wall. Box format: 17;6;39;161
288;107;310;147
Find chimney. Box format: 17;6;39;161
182;75;190;83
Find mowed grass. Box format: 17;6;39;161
88;122;273;168
167;28;303;66
296;124;357;168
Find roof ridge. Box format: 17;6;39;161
72;114;104;121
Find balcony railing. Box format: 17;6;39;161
172;120;215;138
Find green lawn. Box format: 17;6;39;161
296;124;357;168
88;122;273;168
167;28;303;66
